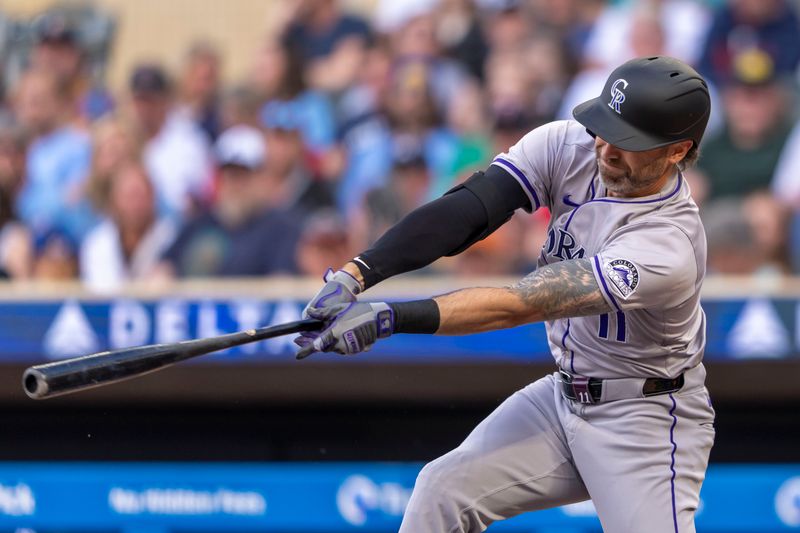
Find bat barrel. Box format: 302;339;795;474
22;319;323;400
23;367;49;399
23;344;182;400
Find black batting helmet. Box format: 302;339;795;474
573;56;710;152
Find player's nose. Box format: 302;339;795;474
595;136;622;159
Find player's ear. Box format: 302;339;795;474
666;140;693;165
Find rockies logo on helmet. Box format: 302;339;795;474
607;79;629;114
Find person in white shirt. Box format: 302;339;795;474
128;64;213;220
80;160;176;292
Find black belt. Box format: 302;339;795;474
559;369;684;404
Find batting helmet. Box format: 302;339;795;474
573;56;710;152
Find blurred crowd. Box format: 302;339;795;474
0;0;799;291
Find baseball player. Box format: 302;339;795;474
296;56;715;532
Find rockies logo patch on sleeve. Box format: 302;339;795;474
605;259;639;299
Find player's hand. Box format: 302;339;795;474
303;268;361;320
295;302;394;359
296;268;362;348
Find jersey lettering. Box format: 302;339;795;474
553;229;585;260
545;228;556;254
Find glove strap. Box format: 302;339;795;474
371;303;394;338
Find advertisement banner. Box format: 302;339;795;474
0;463;796;532
0;296;797;363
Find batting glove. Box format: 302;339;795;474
296;268;362;348
295;302;394;359
303;268;362;320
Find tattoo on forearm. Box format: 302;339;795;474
507;258;612;321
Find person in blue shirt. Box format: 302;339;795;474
12;68;95;243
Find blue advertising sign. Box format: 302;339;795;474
0;296;797;363
0;463;796;532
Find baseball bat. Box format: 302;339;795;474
23;318;323;400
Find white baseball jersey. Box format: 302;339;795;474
492;120;706;379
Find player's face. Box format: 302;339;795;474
594;137;689;197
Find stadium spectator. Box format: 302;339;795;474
445;80;492;181
83;114;143;214
482;33;546;152
282;0;371;63
380;4;472;118
261;103;336;215
491;105;539;155
177;41;222;142
478;0;534;53
281;0;372;95
295;209;353;276
434;0;489;81
254;39;337;164
350;143;432;251
382;58;460;202
335;41;394;218
523;35;573;123
583;0;710;70
698;0;800;86
80;161;176;292
703;194;790;275
702;198;762;274
157;125;302;277
557;2;668;120
12;68;95;242
527;0;605;60
448;218;527;276
128;64;213;220
695;48;793;201
219;85;263;131
0;125;33;279
29;10;114;125
745;192;790;274
32;230;78;280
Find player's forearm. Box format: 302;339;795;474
433;287;534;334
348;188;489;290
410;258;612;335
345;167;531;291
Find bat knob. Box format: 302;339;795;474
22;368;48;400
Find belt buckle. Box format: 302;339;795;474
571;376;595;404
642;374;685;397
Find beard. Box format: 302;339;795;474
596;151;672;197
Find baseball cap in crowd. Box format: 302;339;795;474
35;12;78;45
493;104;541;132
729;48;778;86
130;65;170;95
392;135;427;169
214;125;267;170
373;0;439;33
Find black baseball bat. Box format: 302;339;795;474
22;318;323;400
